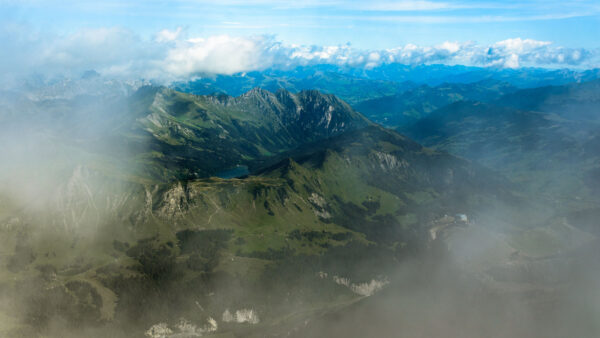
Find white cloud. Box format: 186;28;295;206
162;35;276;76
0;25;598;85
471;38;592;68
155;27;183;42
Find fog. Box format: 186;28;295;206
0;77;142;215
286;225;600;338
0;79;157;337
1;48;599;338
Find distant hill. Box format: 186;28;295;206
324;63;600;88
173;71;416;105
354;80;517;127
401;80;600;214
172;65;600;107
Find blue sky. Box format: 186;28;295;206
1;0;599;82
4;0;599;49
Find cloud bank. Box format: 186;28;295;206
1;25;598;85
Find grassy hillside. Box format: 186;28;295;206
0;83;593;337
0;118;530;337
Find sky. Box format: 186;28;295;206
1;0;599;82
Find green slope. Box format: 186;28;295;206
0;121;527;337
1;84;585;338
119;86;371;181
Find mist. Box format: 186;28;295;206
1;75;600;338
1;2;600;337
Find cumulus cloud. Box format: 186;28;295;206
1;24;598;85
472;38;591;68
155;27;183;43
162;35;281;76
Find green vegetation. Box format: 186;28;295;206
1;81;596;337
355;80;516;127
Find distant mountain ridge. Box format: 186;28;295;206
354;80;517;127
173;70;416;105
172;64;600;106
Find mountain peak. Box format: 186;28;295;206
243;87;274;98
132;86;370;180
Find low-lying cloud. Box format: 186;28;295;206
1;24;598;85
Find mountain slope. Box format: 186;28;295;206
0;86;371;184
0;97;530;337
133;87;371;180
496;79;600;130
354;80;517;127
402;80;600;213
2;82;592;338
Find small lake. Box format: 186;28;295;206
215;165;250;179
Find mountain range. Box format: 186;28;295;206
0;73;598;337
173;64;600;102
401;80;600;216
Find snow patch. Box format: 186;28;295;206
350;278;389;297
308;193;326;208
308;193;331;219
333;275;351;287
332;275;389;297
222;308;260;324
372;151;408;171
145;317;217;338
145;323;172;338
